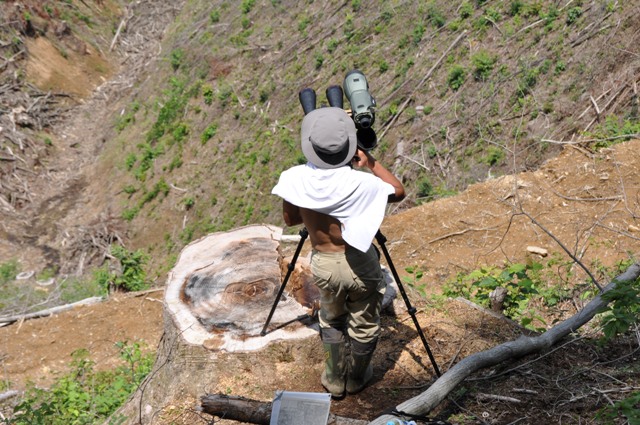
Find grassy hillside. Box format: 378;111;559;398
2;0;639;282
99;0;640;276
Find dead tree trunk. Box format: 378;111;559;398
200;394;368;425
369;263;640;425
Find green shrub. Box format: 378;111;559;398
122;206;139;222
509;0;524;16
172;122;189;144
170;48;185;71
210;9;220;23
298;15;311;33
5;342;153;425
587;115;640;148
115;101;140;132
139;178;170;207
123;184;137;195
403;266;427;297
183;197;195;210
413;23;426;44
599;272;640;341
566;6;582;24
427;5;446;28
460;1;473;19
443;262;570;330
109;245;149;292
447;64;466;91
482;146;505;166
146;76;193;144
0;259;19;284
203;84;214;105
597;391;640;424
241;0;256;14
201;123;218;144
471;50;496;81
344;14;355;40
124;153;136;171
416;176;433;199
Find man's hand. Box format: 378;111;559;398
351;149;406;202
351;149;375;170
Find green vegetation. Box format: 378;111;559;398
481;145;505;166
447;64;466;91
201;123;218;144
241;0;256;14
0;259;19;284
471;50;496;81
4;342;153;425
566;6;583;24
416;176;433;199
109;245;150;292
209;9;220;24
443;258;640;336
403;266;427;297
585;115;640;149
597;391;640;425
443;261;571;330
599;265;640;341
170;48;185;71
116;101;141;132
426;4;446;28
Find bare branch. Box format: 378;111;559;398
368;264;640;424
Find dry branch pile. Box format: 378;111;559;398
0;0;185;279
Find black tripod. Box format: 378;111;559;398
260;228;441;377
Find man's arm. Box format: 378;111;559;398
352;149;406;202
282;200;303;226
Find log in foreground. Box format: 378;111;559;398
200;394;367;425
369;263;640;425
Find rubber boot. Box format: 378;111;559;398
320;328;346;398
346;338;377;394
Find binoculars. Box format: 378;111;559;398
298;70;378;151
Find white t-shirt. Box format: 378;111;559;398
272;163;395;252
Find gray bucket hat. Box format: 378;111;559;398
301;107;357;169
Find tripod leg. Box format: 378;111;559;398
260;228;309;336
375;231;441;377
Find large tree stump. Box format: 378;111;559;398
109;225;324;424
164;224;319;351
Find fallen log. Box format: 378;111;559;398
0;296;104;325
369;263;640;424
200;394;368;425
0;390;20;402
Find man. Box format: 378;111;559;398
272;107;405;398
